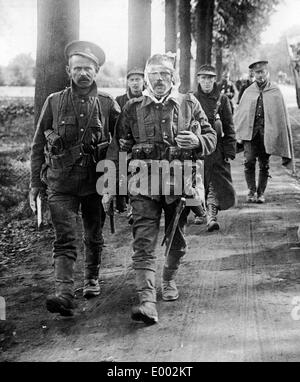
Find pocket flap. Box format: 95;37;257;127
60;116;76;125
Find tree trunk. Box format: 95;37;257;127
165;0;177;53
128;0;151;71
178;0;191;93
195;0;215;72
35;0;79;126
215;39;223;82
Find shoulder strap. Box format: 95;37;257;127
214;94;223;118
95;96;108;141
50;89;68;133
136;103;148;143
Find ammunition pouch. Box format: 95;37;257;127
46;143;95;170
94;141;109;162
131;143;195;162
44;129;64;155
166;146;194;161
132;143;158;160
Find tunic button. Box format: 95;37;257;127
162;119;166;123
80;113;84;117
80;128;84;132
80;153;82;156
81;99;85;103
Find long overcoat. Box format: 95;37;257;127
194;84;237;210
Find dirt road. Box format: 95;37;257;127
1;110;300;363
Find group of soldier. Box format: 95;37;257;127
29;40;293;325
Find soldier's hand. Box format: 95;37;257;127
29;187;41;214
175;131;200;149
102;193;114;214
119;138;133;151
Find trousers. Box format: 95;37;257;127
243;132;270;193
130;195;190;272
48;191;105;266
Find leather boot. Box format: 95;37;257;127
83;245;101;299
191;205;206;225
245;170;256;202
162;251;183;301
131;269;158;325
257;171;269;203
46;256;75;316
83;264;101;299
162;267;179;301
206;204;220;232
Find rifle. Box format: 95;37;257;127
107;199;115;234
161;197;186;257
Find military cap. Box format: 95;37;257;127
64;40;105;67
248;60;268;70
127;68;144;79
145;53;176;71
197;64;216;76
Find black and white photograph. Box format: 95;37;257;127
0;0;300;365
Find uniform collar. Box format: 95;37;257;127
141;87;179;107
197;82;220;100
71;81;98;98
255;80;270;91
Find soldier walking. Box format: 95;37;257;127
103;54;217;324
234;60;293;203
29;41;120;316
194;64;237;231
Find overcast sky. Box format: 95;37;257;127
0;0;299;66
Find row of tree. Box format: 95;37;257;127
164;0;281;92
34;0;280;122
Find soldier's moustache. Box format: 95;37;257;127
79;76;89;81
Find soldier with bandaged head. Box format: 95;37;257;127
102;53;217;324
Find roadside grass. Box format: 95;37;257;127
0;101;34;219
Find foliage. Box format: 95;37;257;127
5;53;35;86
97;61;127;87
0;112;34;218
0;98;34;125
215;0;280;53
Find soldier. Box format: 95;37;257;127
234;60;293;203
102;53;217;324
29;40;120;316
218;72;235;114
194;64;237;231
115;68;145;215
116;68;145;110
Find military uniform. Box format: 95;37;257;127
108;85;217;323
30;41;120;315
233;60;293;203
194;69;236;231
243;81;270;200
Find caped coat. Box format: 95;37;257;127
234;81;293;160
194;84;237;210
